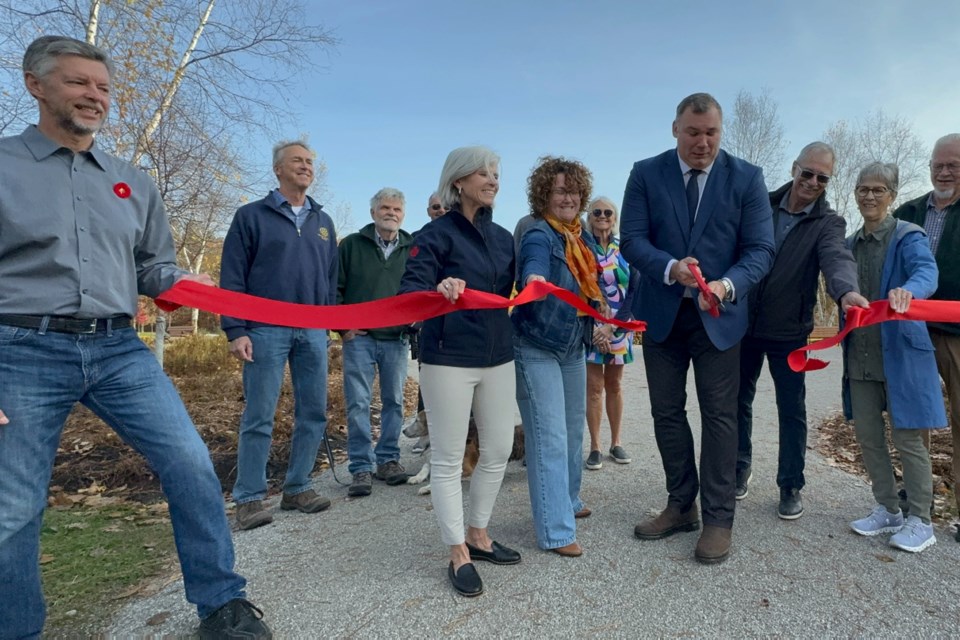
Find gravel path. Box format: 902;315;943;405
108;346;960;637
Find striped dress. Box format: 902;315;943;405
585;236;634;365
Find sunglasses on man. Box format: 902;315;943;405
591;209;615;218
430;204;448;212
797;167;831;185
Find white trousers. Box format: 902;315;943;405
419;362;516;545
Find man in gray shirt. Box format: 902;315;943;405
0;36;270;638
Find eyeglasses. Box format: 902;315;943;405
797;168;831;185
429;204;447;211
931;162;960;174
855;186;890;198
551;188;577;198
591;209;614;218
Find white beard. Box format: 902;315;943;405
934;187;956;201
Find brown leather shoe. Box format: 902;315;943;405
236;500;273;531
551;542;583;557
634;504;700;540
694;525;732;564
574;507;592;519
280;489;331;514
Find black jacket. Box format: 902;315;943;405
399;207;515;367
895;193;960;334
746;182;858;341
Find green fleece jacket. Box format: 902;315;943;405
336;223;413;340
894;192;960;334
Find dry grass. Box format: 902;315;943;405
53;334;417;501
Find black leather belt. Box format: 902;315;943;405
0;314;132;334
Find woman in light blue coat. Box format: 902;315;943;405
841;162;945;553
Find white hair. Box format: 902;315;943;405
436;146;500;210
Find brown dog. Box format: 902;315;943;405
403;410;524;495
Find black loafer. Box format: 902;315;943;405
466;540;522;565
448;562;483;597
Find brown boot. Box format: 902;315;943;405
550;542;583;557
236;500;273;531
694;525;732;564
634;503;700;540
280;489;331;514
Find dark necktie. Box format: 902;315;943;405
686;169;702;232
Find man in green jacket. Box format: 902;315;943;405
893;133;960;532
338;187;414;497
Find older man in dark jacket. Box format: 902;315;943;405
894;133;960;530
736;142;868;520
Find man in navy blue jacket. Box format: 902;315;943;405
220;140;338;530
620;93;774;564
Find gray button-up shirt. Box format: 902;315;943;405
0;126;185;318
773;190;815;252
848;214;897;381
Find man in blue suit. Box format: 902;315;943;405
620;93;774;564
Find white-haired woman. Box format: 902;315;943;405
399;146;520;597
583;197;640;471
843;162;943;553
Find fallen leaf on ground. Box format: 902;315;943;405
112;585;143;600
145;611;171;626
874;554;895;563
39;554;55;564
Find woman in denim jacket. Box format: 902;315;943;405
513;157;607;557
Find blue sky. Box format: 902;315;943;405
281;1;958;234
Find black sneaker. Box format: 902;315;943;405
585;450;603;470
778;488;804;520
198;598;272;639
735;467;752;501
348;471;373;497
375;460;409;485
609;445;632;464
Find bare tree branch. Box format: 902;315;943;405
723;88;789;188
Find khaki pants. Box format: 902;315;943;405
849;379;933;521
927;331;960;511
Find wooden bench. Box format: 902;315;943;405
166;325;194;338
808;326;838;342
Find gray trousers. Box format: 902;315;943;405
849;379;933;522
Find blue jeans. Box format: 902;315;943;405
342;335;407;474
514;337;586;549
0;324;245;637
234;327;328;503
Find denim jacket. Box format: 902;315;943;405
512;220;592;354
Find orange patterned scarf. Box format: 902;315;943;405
544;214;607;312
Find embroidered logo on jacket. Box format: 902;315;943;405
318;227;330;241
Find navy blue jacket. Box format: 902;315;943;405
513;220;592;354
220;190;338;340
399;207;515;367
620;149;774;350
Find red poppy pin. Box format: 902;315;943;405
410;246;420;258
113;182;131;199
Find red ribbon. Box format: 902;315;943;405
688;264;720;318
155;280;647;333
788;299;960;372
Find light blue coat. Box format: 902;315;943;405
842;220;946;429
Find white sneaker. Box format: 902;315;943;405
850;504;904;536
889;515;937;553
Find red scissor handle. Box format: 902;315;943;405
688;263;720;318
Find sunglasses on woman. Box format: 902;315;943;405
591;209;614;218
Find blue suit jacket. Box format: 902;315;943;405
619;149;774;350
